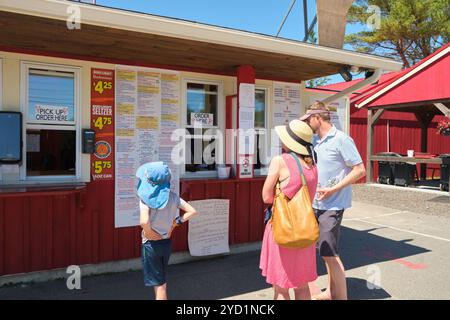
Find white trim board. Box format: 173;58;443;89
0;0;402;72
19;61;82;181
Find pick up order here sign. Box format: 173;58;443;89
34;105;70;122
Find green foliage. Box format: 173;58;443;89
346;0;450;68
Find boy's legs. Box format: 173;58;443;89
142;239;172;300
154;283;168;300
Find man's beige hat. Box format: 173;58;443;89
275;119;314;156
299;109;330;121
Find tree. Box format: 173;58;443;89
346;0;450;68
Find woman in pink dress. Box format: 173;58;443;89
260;119;318;300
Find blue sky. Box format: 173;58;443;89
96;0;369;84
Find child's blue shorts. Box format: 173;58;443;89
141;239;172;286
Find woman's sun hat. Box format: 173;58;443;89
136;161;171;209
275;119;315;159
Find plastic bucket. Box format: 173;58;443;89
218;166;231;179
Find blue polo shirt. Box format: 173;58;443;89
313;126;362;210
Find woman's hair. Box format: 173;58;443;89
282;144;314;165
297;153;313;165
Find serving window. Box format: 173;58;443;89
21;63;81;179
184;80;223;177
254;87;269;175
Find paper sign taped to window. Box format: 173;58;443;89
34;105;70;123
191;113;213;127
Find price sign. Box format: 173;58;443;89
90;68;115;181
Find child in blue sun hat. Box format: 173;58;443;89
136;161;197;300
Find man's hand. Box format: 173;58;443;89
144;228;163;241
316;187;337;201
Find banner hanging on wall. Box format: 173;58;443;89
90;68;115;181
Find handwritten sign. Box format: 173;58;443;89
188;199;230;256
191;113;213;127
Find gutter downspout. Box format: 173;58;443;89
320;69;383;106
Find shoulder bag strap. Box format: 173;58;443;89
290;152;309;194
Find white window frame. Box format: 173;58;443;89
20;61;82;182
181;78;224;179
254;86;269;176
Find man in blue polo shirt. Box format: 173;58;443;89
300;101;366;300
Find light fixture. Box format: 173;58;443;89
339;66;353;82
350;66;360;73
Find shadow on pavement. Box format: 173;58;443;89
0;225;429;300
347;277;391;300
337;226;430;272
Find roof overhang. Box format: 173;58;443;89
0;0;402;82
356;44;450;108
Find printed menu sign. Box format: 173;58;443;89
272;82;301;126
91;68;115;181
115;66;180;228
308;92;348;133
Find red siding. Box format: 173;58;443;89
350;117;450;182
0;178;267;276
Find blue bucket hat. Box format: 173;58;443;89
136;162;171;209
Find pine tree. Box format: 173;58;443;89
346;0;450;68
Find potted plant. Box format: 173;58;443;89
437;119;450;136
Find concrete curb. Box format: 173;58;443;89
0;242;261;287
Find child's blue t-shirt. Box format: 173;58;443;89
140;191;182;242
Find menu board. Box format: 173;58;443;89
91;68;115;180
272;82;301;126
308;92;348;133
115;66;180;228
160;72;181;196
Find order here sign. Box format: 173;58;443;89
191;113;213;126
34;105;70;122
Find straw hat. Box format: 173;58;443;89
275;119;314;156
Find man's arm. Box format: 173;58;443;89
317;163;366;201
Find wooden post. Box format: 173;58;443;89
414;111;435;181
366;109;374;183
366;108;384;183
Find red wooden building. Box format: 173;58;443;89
312;43;450;181
0;0;402;280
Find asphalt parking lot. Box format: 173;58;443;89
0;197;449;300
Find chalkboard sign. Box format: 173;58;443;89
0;112;22;164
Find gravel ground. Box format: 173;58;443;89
352;184;450;217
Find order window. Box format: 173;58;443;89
254;88;268;172
185;81;221;174
23;65;79;178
